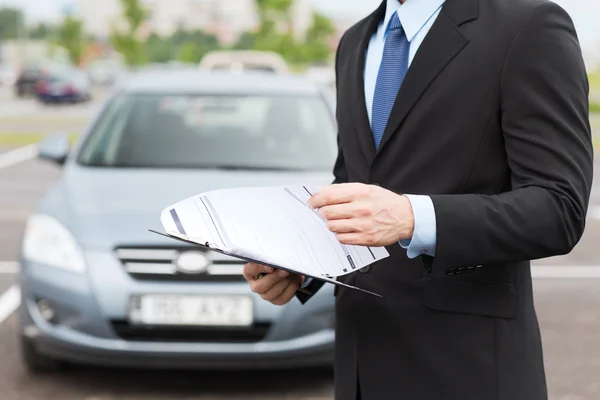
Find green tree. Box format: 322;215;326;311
233;32;256;50
254;0;293;50
255;0;294;25
146;33;173;63
249;1;335;65
145;29;219;64
110;0;149;66
55;16;85;64
299;12;335;64
306;12;334;44
176;40;203;64
0;7;22;40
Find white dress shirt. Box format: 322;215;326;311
302;0;445;289
364;0;445;258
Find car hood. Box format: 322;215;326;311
46;166;334;249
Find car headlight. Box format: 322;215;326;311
22;214;86;273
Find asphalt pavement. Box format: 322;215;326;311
0;92;599;399
0;87;102;135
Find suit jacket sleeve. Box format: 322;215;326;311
429;3;594;272
296;33;349;304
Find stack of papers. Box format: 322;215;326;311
153;185;388;297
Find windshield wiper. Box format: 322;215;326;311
209;165;305;171
78;162;313;171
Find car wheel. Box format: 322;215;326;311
19;335;62;373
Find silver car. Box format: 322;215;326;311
18;69;338;372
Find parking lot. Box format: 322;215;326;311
0;89;599;399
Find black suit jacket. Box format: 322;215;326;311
298;0;594;399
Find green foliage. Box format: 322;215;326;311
0;133;78;147
55;16;85;64
590;101;600;114
121;0;148;32
145;30;219;64
255;0;294;21
146;33;172;63
248;0;336;66
589;72;600;94
298;12;335;64
0;7;22;40
233;32;256;50
176;41;203;64
256;0;294;13
307;12;335;42
111;34;147;66
254;0;293;45
110;0;148;66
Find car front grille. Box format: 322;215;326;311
110;320;271;343
115;246;245;282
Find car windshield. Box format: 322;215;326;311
77;92;337;170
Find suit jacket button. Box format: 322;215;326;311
359;266;371;273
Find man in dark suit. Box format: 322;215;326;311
243;0;594;398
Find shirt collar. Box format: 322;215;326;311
383;0;446;42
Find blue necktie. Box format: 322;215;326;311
371;12;410;150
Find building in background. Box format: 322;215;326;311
78;0;122;39
290;0;312;42
78;0;313;45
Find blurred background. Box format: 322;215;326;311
0;0;598;399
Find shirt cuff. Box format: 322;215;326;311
399;194;437;258
301;277;313;288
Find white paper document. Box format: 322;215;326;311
156;185;389;297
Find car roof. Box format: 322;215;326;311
119;69;323;95
199;50;289;72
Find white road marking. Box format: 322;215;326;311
0;262;19;274
531;265;600;278
0;144;38;170
0;262;598;279
0;264;596;326
0;285;20;324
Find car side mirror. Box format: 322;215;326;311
38;133;70;165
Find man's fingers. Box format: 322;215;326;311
327;219;361;234
243;263;274;282
250;269;291;294
336;233;374;246
272;280;300;306
308;183;365;209
260;277;292;301
317;203;360;220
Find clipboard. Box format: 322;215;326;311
149;229;383;298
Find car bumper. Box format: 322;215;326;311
23;320;334;369
19;257;335;369
37;94;83;102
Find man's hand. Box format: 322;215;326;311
308;183;414;247
243;263;304;306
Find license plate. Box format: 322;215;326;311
50;84;62;95
130;295;253;327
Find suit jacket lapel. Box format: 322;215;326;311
349;1;386;164
374;0;479;158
